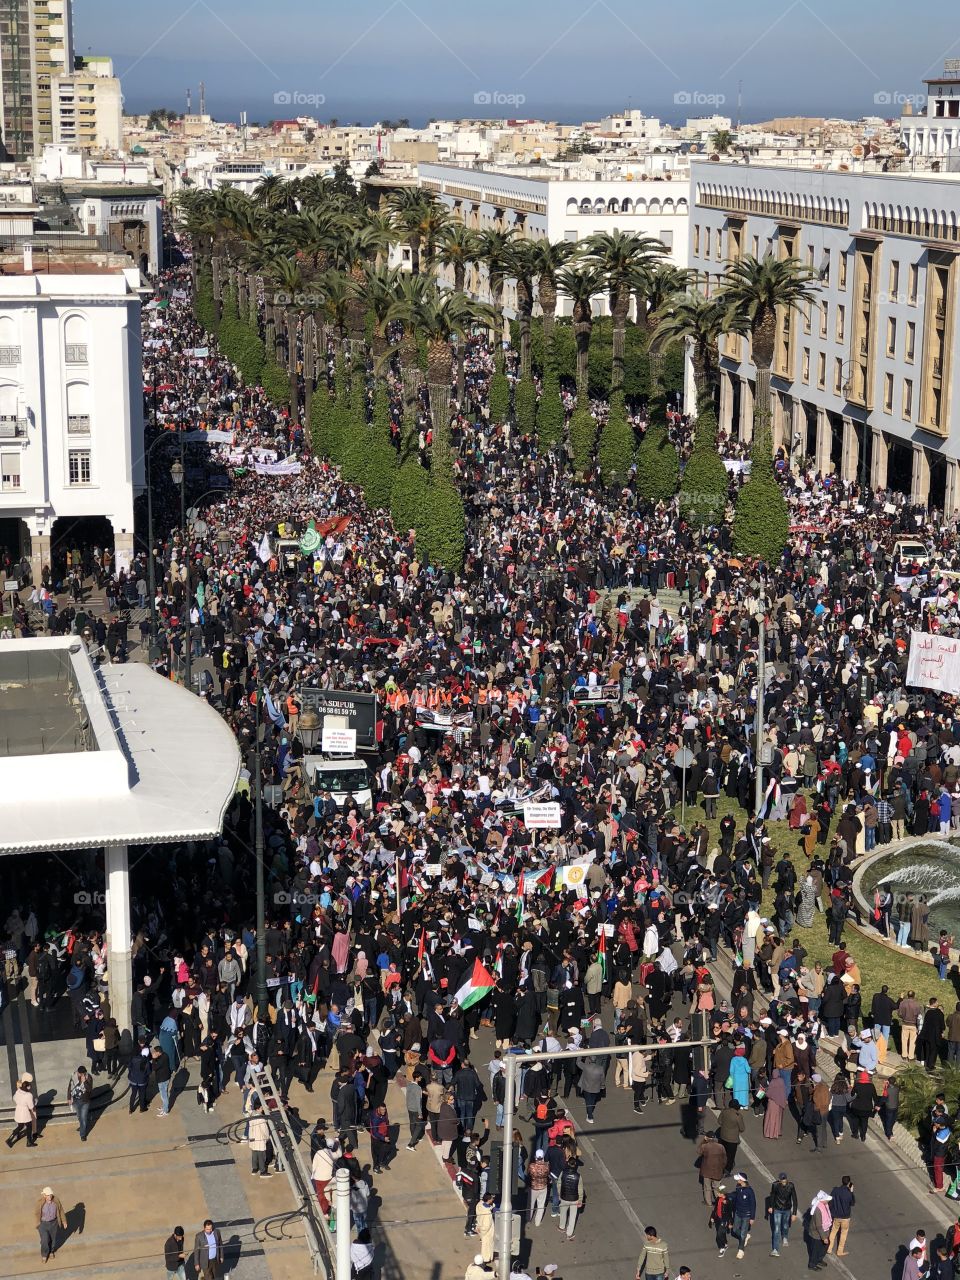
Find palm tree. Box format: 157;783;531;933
396;286;496;471
363;265;403;360
582;230;667;394
436;221;481;294
710;129;735;155
386;188;448;276
507;240;539;379
720;254;820;444
638;263;693;394
557;262;605;401
649;291;727;412
260;255;304;417
475;227;516;339
253;174;300;213
530;239;577;372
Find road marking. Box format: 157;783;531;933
574;1128;648;1240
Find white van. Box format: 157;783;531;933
304;756;373;815
893;538;931;566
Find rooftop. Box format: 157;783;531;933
0;638;241;855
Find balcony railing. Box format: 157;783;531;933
0;415;27;438
64;343;87;363
0;346;20;366
67;414;90;434
933;357;943;377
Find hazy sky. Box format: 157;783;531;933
76;0;955;125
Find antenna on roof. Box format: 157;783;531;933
199;80;205;117
186;87;192;114
737;80;742;129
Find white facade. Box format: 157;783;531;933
900;64;960;158
53;59;123;152
62;185;162;275
689;159;960;511
0;257;144;577
418;163;689;318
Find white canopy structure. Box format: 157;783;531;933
0;638;241;1032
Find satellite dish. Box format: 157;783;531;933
851;144;864;157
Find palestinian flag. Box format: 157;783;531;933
515;896;525;927
453;959;495;1011
519;866;554;896
597;929;608;982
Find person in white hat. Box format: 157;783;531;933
35;1187;67;1263
464;1253;494;1279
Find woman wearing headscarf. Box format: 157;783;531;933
728;1045;752;1109
763;1071;788;1140
806;1190;832;1271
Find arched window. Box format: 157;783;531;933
63;313;89;364
66;381;91;435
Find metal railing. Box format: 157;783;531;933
0;416;27;438
65;343;88;363
67;414;90;434
0;346;20;366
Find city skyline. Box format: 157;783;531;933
74;0;959;125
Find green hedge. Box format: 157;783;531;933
537;371;564;449
680;405;728;528
391;458;430;537
418;477;466;572
260;357;289;407
598;394;635;485
636;424;679;504
569;403;597;476
489;369;510;426
515;376;537;436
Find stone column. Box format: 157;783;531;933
719;370;733;437
738;377;754;444
28;531;51;587
771;392;785;454
105;843;133;1045
840;416;859;483
790;397;806;466
815;408;833;475
871;427;888;490
945;459;960;521
113;529;134;578
911;443;930;507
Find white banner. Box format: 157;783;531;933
254;459;302;476
556;857;594;889
906;630;960;693
321;725;357;754
523;802;562;829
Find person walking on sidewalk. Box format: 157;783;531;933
557;1157;583;1240
766;1172;798;1256
36;1187;66;1263
898;991;921;1061
247;1100;272;1177
636;1224;670;1279
405;1075;426;1150
7;1074;37;1147
730;1172;756;1260
528;1149;551;1226
67;1064;92;1141
164;1225;187;1280
152;1045;173;1116
193;1219;224;1280
827;1176;855;1256
806;1191;832;1271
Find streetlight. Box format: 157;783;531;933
252;653;319;1019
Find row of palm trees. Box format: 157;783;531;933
178;176;820;455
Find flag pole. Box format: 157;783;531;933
395;855;402;916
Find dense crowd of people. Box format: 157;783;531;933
7;228;960;1277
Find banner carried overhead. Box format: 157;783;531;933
906;630;960;693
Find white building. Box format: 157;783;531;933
0;249;145;579
61;184;163;275
418;162;689;318
53;55;122;152
900;60;960;159
689;159;960;512
594;110;663;142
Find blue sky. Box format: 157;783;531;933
78;0;956;125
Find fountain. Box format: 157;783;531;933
860;838;960;937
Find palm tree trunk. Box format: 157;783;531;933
304;315;315;432
212;255;223;326
429;382;451;475
409;235;421;277
286;311;299;422
519;309;532;380
753;363;772;456
265;300;276;360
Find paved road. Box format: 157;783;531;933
460;1012;957;1280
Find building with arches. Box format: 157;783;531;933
690;160;960;514
418;162;689;320
0;250;144;579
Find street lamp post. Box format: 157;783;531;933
252;655;320;1019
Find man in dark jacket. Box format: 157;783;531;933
163;1225;186;1279
193;1219;224;1279
827;1176;855;1256
730;1172;756;1260
766;1172;798;1256
128;1044;151;1114
453;1060;484;1133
